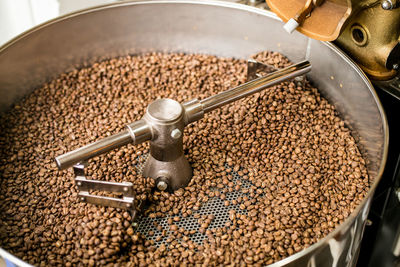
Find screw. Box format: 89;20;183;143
126;203;131;208
77;182;82;186
393;64;399;70
80;197;85;201
123;187;129;192
382;0;393;9
157;180;168;191
171;128;182;139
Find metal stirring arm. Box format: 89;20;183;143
55;120;151;170
56;60;310;169
199;60;310;112
55;60;311;214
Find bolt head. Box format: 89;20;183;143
80;197;85;201
77;182;82;186
171;128;182;139
157;180;168;191
126;203;131;208
123;187;129;192
382;0;392;9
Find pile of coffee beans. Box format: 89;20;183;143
0;51;369;266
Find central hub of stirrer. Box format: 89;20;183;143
140;99;192;191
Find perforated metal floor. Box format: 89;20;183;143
135;154;254;247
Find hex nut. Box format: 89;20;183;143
157;180;168;191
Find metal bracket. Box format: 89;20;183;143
247;59;277;81
247;59;306;87
73;163;137;218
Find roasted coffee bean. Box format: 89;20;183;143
0;51;369;266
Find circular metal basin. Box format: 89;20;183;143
0;1;388;266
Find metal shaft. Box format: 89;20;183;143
56;120;151;170
200;60;311;113
55;131;132;170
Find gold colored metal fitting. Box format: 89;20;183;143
266;0;400;80
335;4;400;80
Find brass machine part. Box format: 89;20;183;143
266;0;400;80
335;3;400;80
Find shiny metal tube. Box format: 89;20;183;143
200;60;311;113
56;120;152;170
55;131;133;170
